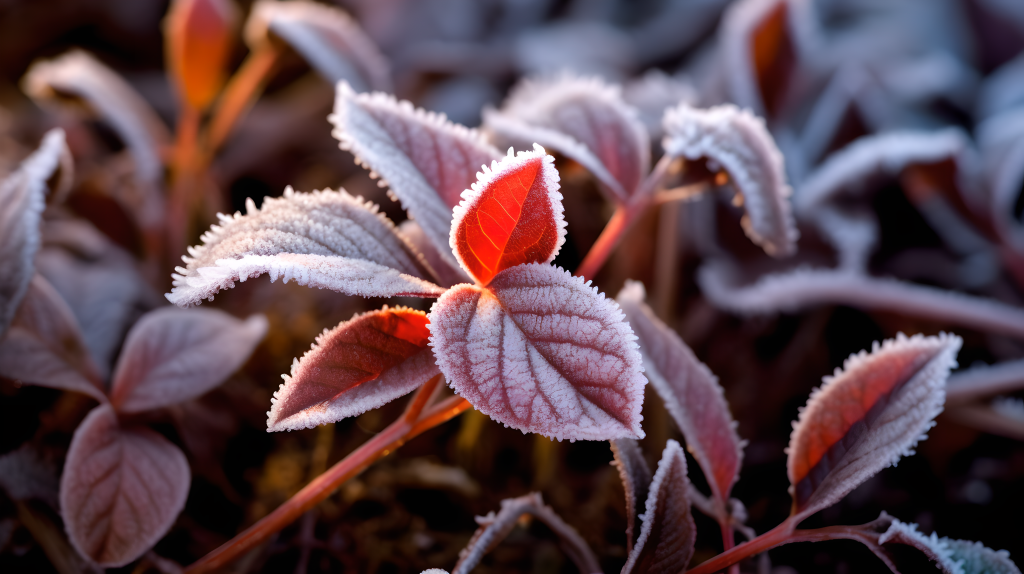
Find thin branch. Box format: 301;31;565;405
946;358;1024;405
945;403;1024;440
205;43;281;157
684;517;796;574
653;182;711;205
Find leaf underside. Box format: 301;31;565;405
611;438;652;552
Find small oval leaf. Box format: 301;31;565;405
60;405;190;567
787;333;962;520
428;263;646;441
451;146;566;286
267;306;439;431
165;0;237;110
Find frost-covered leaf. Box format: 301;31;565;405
0;129;70;337
623;70;698;141
267;306;439;431
245;0;390;92
787;333;961;520
451;146;565;286
663;103;798;257
611;438;652;553
876;518;965;574
167;186;443;306
0;274;105;402
719;0;799;116
617;281;743;510
429;263;646;441
330;82;501;267
483;75;650;203
622;440;696;574
108;307;267;413
944;539;1021;574
398;220;470;288
61;405;189;567
165;0;237;110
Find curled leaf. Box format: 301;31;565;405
166;186;442;306
267;307;439;431
165;0;238;110
622;440;696;574
663;103;798;257
617;281;743;511
60;405;190;567
108;307;268;413
245;0;391;92
787;333;961;520
876;518;967;574
429;263;646;441
483;74;650;203
610;438;652;553
450;145;565;286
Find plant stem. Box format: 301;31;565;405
183;379;470;573
204;43;280;158
575;203;636;281
685;517;796;574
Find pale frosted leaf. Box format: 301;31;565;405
610;438;652;553
330;82;501;267
623;70;698;140
617;281;743;509
622;440;696;574
663;103;798;256
0;274;104;402
267;307;439;431
60;405;189;567
450;145;566;286
245;0;391;92
166;186;440;306
944;539;1020;574
429;263;646;441
719;0;802;116
484;74;649;203
877;519;964;574
787;333;961;520
108;307;267;413
452;492;599;574
398;220;470;288
946;358;1024;405
0;129;70;336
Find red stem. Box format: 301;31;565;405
685;517;797;574
204;43;280;158
575;204;638;281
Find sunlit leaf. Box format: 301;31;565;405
719;0;798;116
108;307;267;413
451;146;566;286
165;0;238;110
330;82;501;267
663;103;798;257
622;440;696;574
483;74;650;203
617;281;743;511
167;186;443;306
60;405;190;567
787;333;961;520
429;263;646;441
610;438;652;553
245;0;391;92
267;306;439;431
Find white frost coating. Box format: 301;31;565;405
944;538;1021;574
697;261;1024;340
330;82;501;268
0;129;69;337
810;206;878;272
663;103;798;257
166;186;437;306
787;332;961;520
878;518;963;574
268;347;439;432
245;0;390;92
428;263;647;442
610;438;651;553
449;145;567;277
622;440;696;574
617;281;744;508
483;74;650;203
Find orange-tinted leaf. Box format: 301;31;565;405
267;306;437;431
721;0;797;117
165;0;237;110
787;333;961;520
451;146;565;286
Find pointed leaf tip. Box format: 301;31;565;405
787;333;962;520
451;146;566;286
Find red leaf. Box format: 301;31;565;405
268;306;438;431
428;263;646;441
787;333;961;520
60;405;190;567
165;0;237;110
451;146;565;286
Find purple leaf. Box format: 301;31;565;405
60;405;189;567
610;438;652;553
167;186;443;307
663;103;798;257
267;306;439;432
622;440;696;574
787;333;961;521
483;74;650;203
108;307;267;413
0;274;105;402
617;281;743;513
0;128;70;337
429;263;646;441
